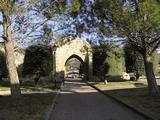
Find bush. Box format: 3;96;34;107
0;50;7;78
105;44;125;76
124;44;159;76
93;43;125;77
22;45;53;81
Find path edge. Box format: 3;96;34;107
44;89;60;120
86;81;156;120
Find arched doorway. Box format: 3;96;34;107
65;54;85;79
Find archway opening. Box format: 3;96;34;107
65;55;85;80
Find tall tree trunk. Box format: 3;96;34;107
2;13;21;98
143;53;159;94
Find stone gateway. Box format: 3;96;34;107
52;37;93;80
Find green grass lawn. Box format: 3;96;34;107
106;87;160;120
92;80;147;88
0;80;56;120
0;81;10;91
0;80;55;92
0;93;55;120
20;80;56;92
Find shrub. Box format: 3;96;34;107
93;42;125;78
22;45;53;81
105;44;125;76
0;50;7;78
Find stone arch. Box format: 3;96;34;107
52;37;93;80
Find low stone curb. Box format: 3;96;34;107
86;82;155;120
44;89;60;120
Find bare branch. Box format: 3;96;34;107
0;21;3;25
13;0;57;36
25;19;48;37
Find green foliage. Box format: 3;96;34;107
152;51;160;75
93;41;109;78
0;0;18;15
0;50;7;78
67;0;82;14
94;1;160;93
124;44;145;75
94;0;160;55
93;42;125;78
124;44;159;75
106;44;125;76
22;45;53;78
36;0;66;19
40;23;53;45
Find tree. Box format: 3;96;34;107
22;45;53;82
124;43;144;75
92;41;109;79
105;44;125;76
0;0;71;98
93;41;125;80
40;24;53;45
94;0;160;94
0;0;21;98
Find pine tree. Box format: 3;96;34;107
0;0;21;98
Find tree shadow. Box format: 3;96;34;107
0;80;10;87
105;75;124;82
134;83;147;88
0;92;55;120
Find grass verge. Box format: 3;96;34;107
0;80;55;92
92;80;146;88
0;80;56;120
91;81;160;120
0;93;55;120
0;81;10;91
106;87;160;120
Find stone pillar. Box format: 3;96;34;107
88;49;93;81
52;46;57;75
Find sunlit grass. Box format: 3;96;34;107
92;80;146;88
0;81;10;91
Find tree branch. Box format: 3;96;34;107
13;0;57;35
0;21;3;25
151;40;160;54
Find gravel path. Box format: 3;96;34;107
49;80;146;120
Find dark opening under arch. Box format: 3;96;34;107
65;54;85;75
65;54;84;66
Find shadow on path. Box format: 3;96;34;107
49;80;146;120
